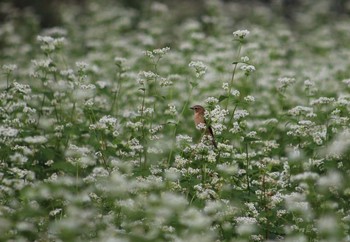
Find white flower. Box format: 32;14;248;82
244;95;255;103
232;29;250;39
0;126;19;137
231;89;240;97
205;97;219;105
24;136;48;144
2;64;17;73
189;60;207;78
234;109;249;120
241;56;250;62
165;104;177;116
222;82;229;91
143;47;170;59
37;35;65;52
76;61;89;72
288;106;313;116
49;208;62;217
310;97;335;105
240;64;256;74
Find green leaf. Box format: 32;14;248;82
190;81;198;87
219;95;228;102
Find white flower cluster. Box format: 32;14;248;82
37;35;66;53
232;29;250;39
240;64;256;75
277;77;295;91
90;115;119;136
143;47;170;59
2;64;17;73
189;60;207;78
234;109;249;120
0;126;19;137
287;120;327;145
205;97;219;105
288;106;313;116
165;104;177;116
310;97;335;106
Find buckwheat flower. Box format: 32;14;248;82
238;169;246;175
244;95;255;103
139;71;158;80
180;208;211;229
76;61;89;72
60;69;76;80
217;163;237;175
232;29;250;39
310;97;335;105
143;47;170;59
95;115;117;129
176;134;192;145
126;121;143;131
229;122;241;134
37;35;66;52
2;64;17;73
151;2;168;13
31;58;52;69
49;208;62;217
13;82;31;94
288;106;313;116
231;89;240;97
128;138;143;152
24;135;47;144
165;104;177;116
316;216;338;235
240;64;256;75
241;56;250;62
277;77;295;91
246;131;257;139
205;97;219;105
304;79;314;87
291;172;319;182
317;171;342;191
235;216;257;225
84;99;94;107
196;122;207;130
189;60;207;78
0;126;19;137
45;160;54;166
206;105;229;124
234;109;249;120
342;78;350;87
10;152;28;165
174;155;191;168
326;129;350;155
222;82;229;91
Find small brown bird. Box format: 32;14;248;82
190;105;217;148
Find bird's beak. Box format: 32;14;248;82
190;106;194;110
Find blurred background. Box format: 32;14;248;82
1;0;349;28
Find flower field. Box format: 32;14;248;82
1;1;350;241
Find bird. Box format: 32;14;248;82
190;105;217;148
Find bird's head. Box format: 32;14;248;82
190;105;205;114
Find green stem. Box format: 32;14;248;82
225;43;242;110
140;88;148;166
245;142;250;195
166;86;194;165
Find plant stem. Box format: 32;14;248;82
166;86;193;165
225;42;242;110
245;142;250;195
